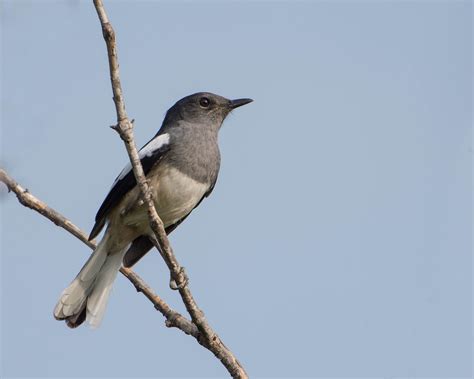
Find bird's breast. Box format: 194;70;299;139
151;165;209;227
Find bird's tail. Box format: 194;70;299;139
53;235;126;328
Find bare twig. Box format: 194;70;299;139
92;0;247;377
0;169;198;337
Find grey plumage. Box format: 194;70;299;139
54;92;252;328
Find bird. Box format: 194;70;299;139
53;92;253;328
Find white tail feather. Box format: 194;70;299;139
54;239;108;320
86;251;124;328
54;236;127;328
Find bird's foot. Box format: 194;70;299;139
169;267;188;290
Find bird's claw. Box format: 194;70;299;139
169;267;188;290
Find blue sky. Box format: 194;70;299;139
1;1;472;377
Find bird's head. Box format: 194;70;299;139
164;92;253;129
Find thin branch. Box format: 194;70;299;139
0;169;198;338
92;1;247;377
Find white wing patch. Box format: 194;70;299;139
113;133;170;185
141;133;170;158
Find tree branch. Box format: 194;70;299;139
0;169;198;338
92;0;247;377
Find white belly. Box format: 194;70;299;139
118;165;209;232
153;166;208;227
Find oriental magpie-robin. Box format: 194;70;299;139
54;92;252;328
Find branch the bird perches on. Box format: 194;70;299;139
0;1;248;377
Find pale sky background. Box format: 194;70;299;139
0;1;472;378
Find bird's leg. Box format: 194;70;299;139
149;235;189;290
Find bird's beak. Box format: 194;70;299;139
229;98;253;109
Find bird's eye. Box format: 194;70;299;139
199;97;210;108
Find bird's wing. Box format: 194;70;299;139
88;133;171;241
122;183;216;268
